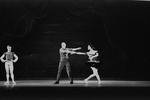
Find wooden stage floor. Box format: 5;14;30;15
0;79;150;100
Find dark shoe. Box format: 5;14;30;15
54;81;59;84
70;81;73;84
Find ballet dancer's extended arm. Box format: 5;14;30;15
71;47;82;51
75;52;87;55
66;47;82;54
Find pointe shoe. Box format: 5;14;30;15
98;81;101;85
70;81;73;84
4;81;9;85
84;79;88;84
12;81;16;85
54;81;59;84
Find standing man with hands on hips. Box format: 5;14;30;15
0;45;18;85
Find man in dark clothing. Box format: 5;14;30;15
54;42;81;84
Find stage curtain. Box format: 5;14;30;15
59;0;103;16
0;0;56;40
0;0;131;61
0;0;142;62
101;1;145;72
61;0;132;61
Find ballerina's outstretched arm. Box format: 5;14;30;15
75;52;87;55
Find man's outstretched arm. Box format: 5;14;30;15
71;47;82;51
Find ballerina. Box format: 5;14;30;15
76;45;101;85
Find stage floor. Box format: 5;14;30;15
0;79;150;87
0;80;150;100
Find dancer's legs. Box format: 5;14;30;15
66;62;73;83
84;67;101;84
93;68;101;84
9;62;16;84
55;61;65;83
84;67;96;83
5;62;9;85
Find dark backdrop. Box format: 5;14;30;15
0;0;149;80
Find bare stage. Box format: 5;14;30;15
0;79;150;100
0;79;150;87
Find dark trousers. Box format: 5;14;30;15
56;60;73;82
